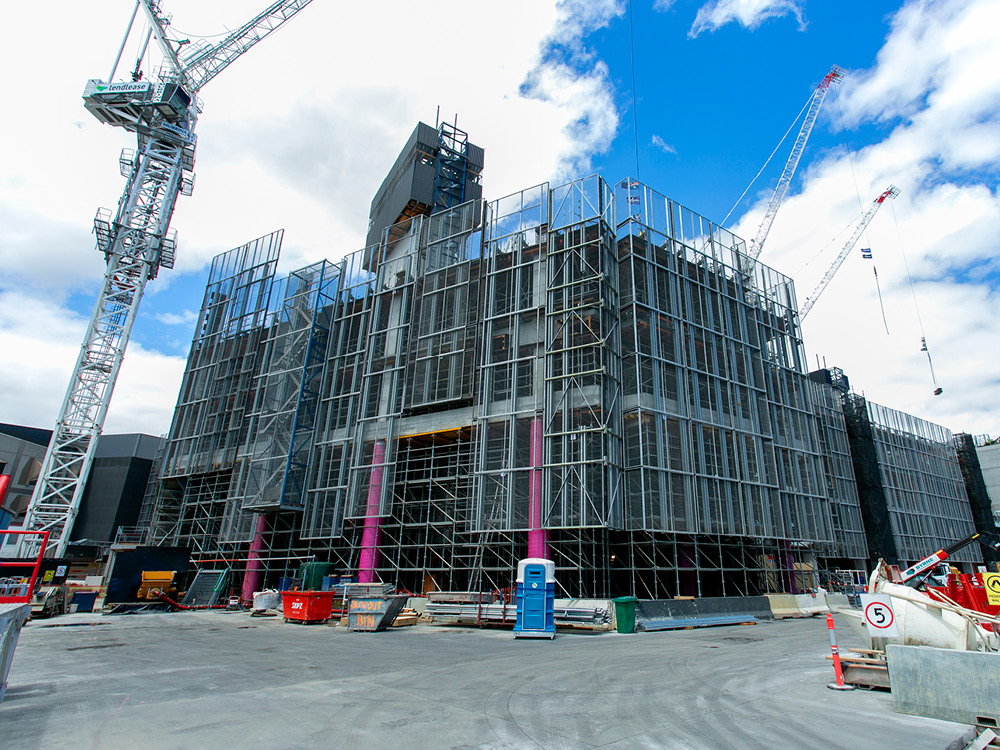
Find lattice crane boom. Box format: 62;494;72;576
175;1;313;93
747;65;844;265
18;0;312;559
799;185;900;319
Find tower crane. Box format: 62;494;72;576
17;0;312;559
743;65;844;270
798;185;900;319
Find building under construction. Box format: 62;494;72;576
141;122;983;600
838;388;978;566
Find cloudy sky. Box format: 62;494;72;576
1;0;997;439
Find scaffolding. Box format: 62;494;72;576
843;392;977;566
610;178;833;593
545;177;624;529
866;399;977;564
144;160;889;596
305;248;377;540
434;122;470;214
810;380;867;563
954;433;1000;565
147;231;280;556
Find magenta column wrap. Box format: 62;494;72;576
241;513;269;604
527;417;549;559
358;439;386;583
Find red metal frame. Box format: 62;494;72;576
0;530;51;604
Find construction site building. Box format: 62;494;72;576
141;122;906;599
838;388;978;567
1;425;161;554
969;436;1000;530
953;433;1000;564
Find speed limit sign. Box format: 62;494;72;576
859;594;899;637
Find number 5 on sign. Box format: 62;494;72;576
859;594;899;637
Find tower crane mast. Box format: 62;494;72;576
745;66;844;266
799;185;900;319
17;0;312;558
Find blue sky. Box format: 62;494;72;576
584;2;893;216
1;0;998;437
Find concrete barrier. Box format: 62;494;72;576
635;596;773;631
766;592;830;619
887;645;1000;727
1;602;31;703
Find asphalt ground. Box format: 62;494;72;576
0;610;969;749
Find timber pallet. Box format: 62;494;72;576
826;648;890;690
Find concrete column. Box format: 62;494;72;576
527;417;548;559
241;513;269;605
358;440;386;583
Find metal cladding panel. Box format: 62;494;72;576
843;394;899;565
954;434;1000;564
466;143;485;172
366;123;439;248
0;424;52;447
95;433;162;461
73;456;153;543
634;596;773;624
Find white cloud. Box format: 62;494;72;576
0;0;623;434
733;0;1000;435
653;0;676;11
689;0;805;37
154;310;198;326
0;290;185;435
652;134;676;154
547;0;625;54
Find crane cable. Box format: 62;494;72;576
722;94;812;226
836;89;890;334
790;210;864;280
890;199;942;394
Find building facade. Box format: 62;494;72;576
841;393;977;566
144;123;890;599
973;438;1000;528
1;425;160;551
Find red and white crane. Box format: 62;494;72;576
17;0;312;558
744;65;844;268
798;185;900;319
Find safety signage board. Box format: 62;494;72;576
859;594;899;637
983;572;1000;606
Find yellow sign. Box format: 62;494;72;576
984;572;1000;606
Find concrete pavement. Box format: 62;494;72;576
0;610;969;749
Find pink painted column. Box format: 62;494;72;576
241;513;270;605
527;417;549;559
358;440;386;583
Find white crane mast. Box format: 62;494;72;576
745;66;844;267
17;0;312;558
799;185;900;319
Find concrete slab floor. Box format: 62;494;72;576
0;610;969;750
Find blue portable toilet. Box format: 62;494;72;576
514;558;556;639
